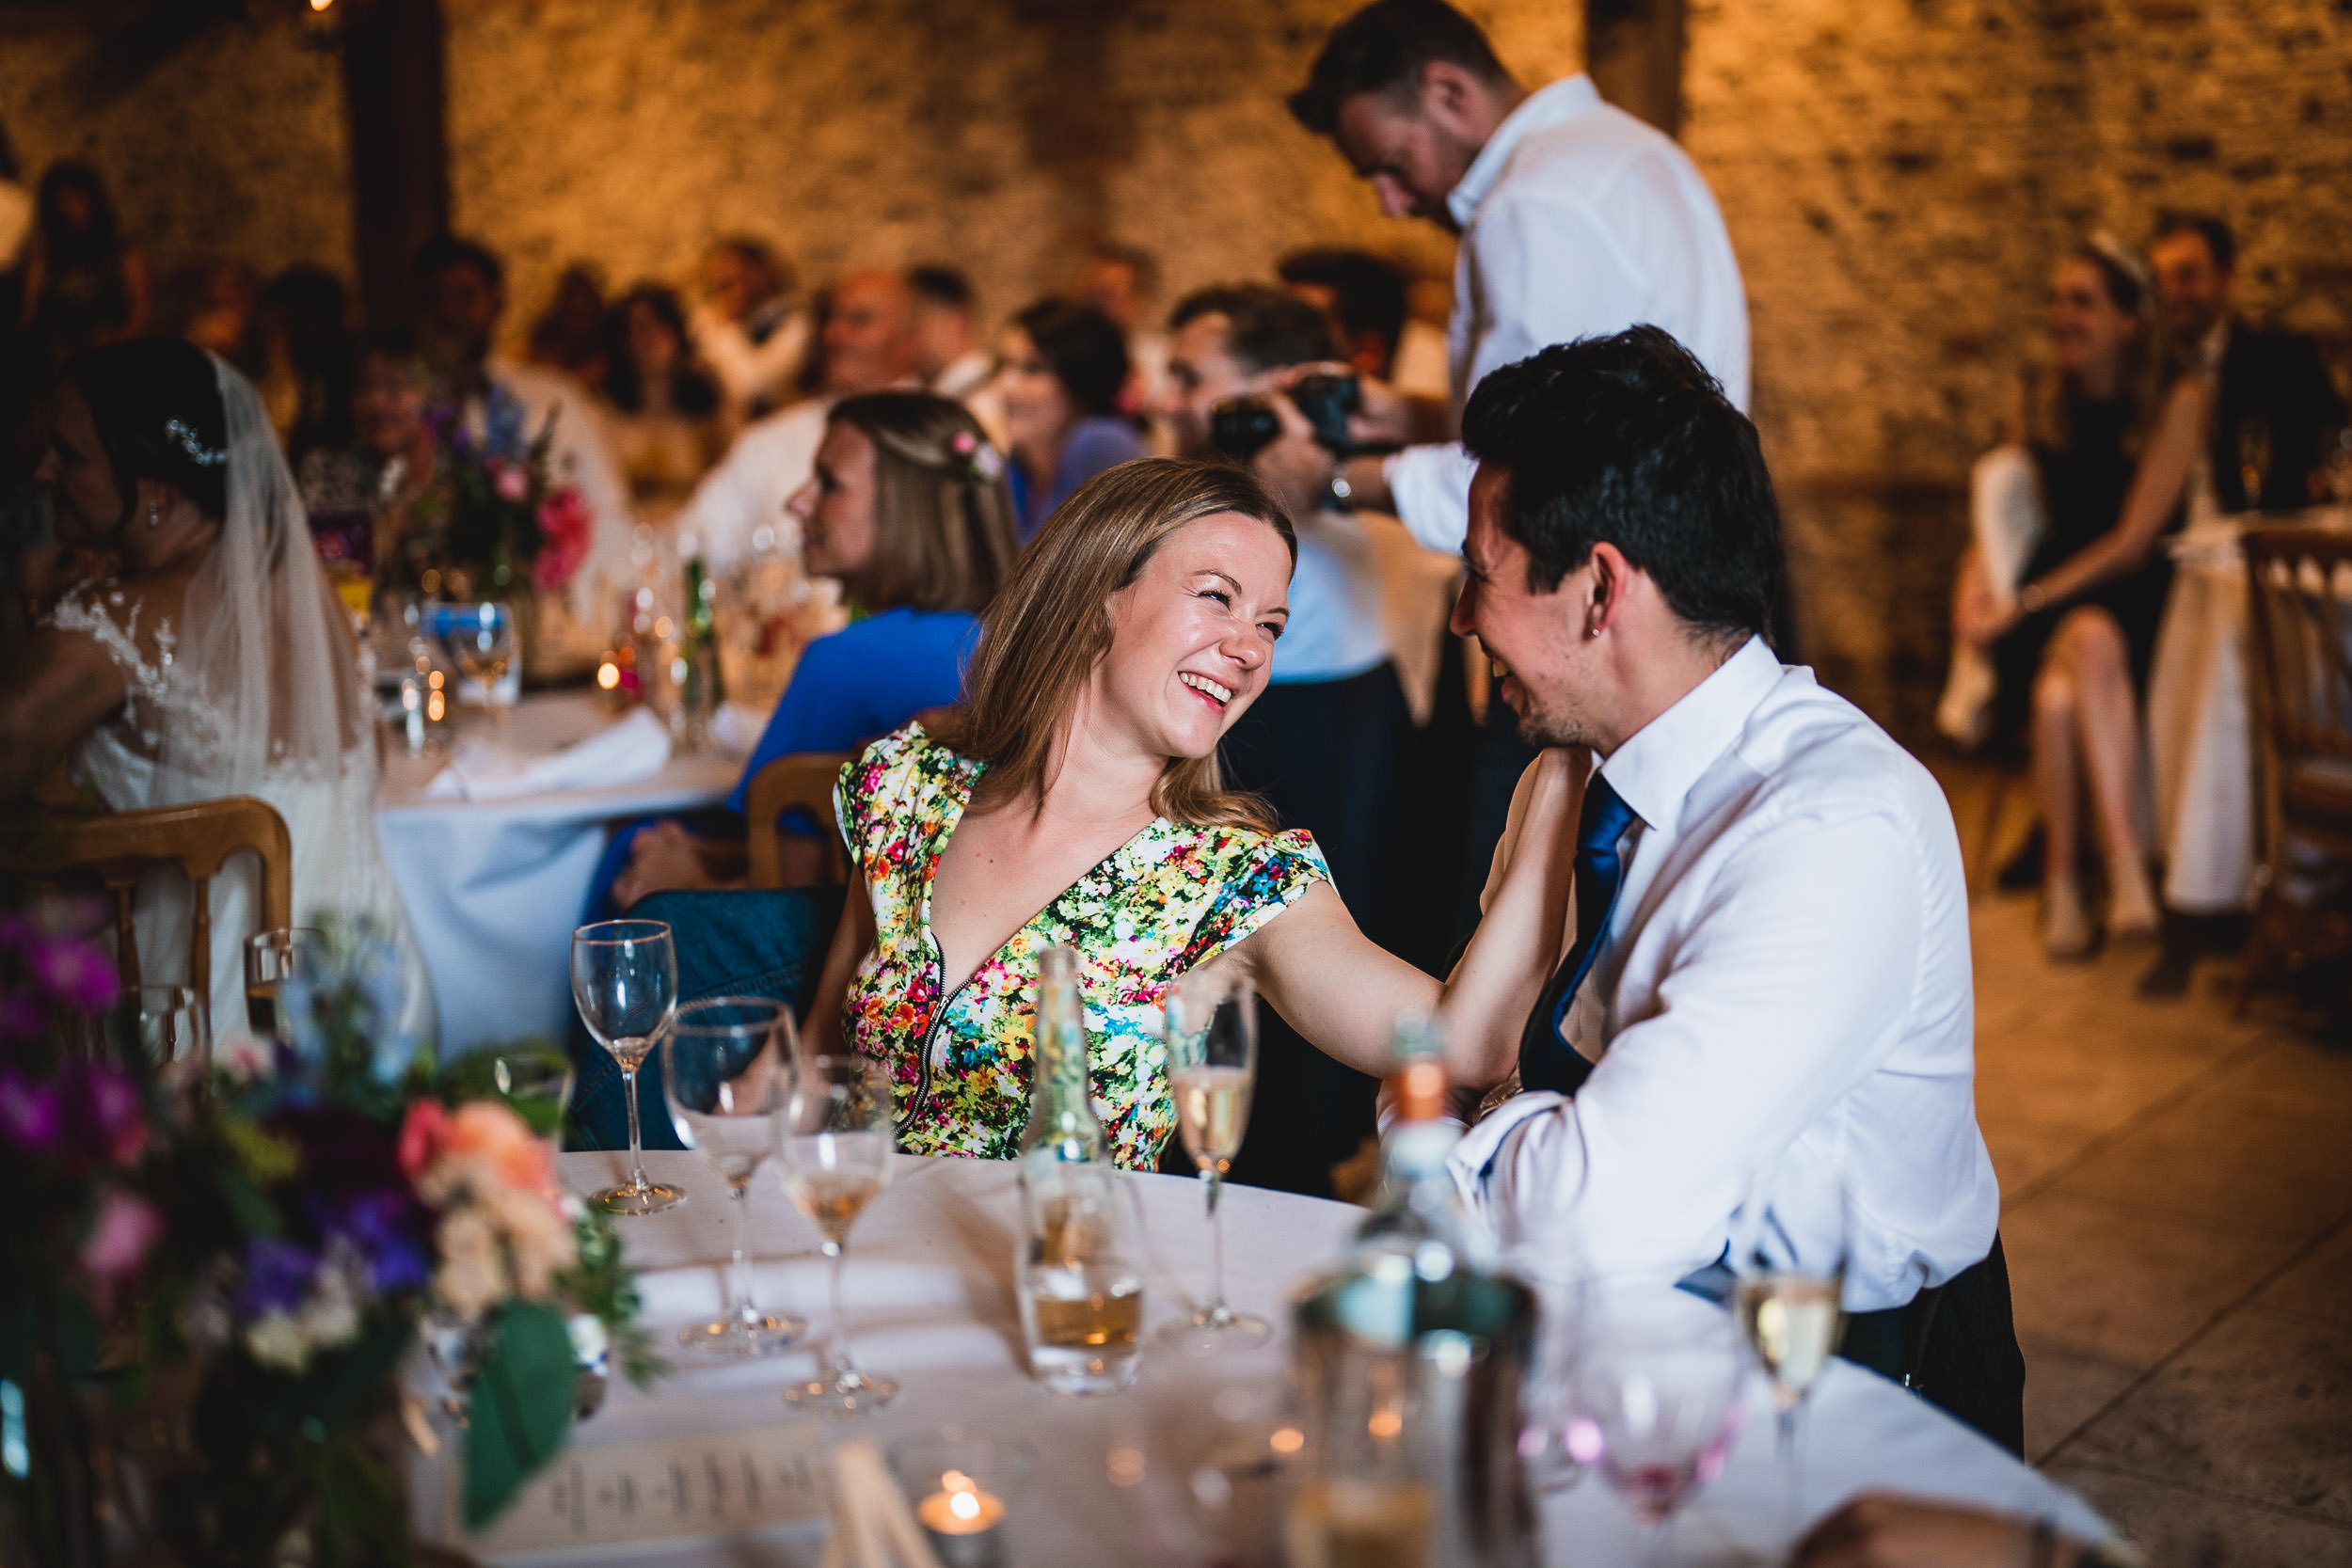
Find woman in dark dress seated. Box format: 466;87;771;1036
1953;239;2205;958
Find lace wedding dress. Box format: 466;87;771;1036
42;355;436;1051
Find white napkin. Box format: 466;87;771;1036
422;706;674;801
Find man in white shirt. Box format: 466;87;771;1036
1286;0;1749;557
910;265;1009;450
1444;328;2022;1450
675;269;926;574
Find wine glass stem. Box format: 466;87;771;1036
1777;1400;1807;1537
1203;1169;1230;1320
821;1238;848;1379
728;1184;756;1324
621;1064;649;1191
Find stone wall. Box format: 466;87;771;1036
7;0;2350;739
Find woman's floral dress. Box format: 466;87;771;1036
834;724;1329;1171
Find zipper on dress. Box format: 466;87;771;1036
898;931;975;1135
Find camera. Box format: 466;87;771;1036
1208;372;1360;462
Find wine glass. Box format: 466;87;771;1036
438;598;516;721
244;927;326;1045
1565;1278;1747;1565
1157;967;1269;1351
570;919;684;1216
661;997;807;1358
776;1049;898;1414
1729;1159;1851;1539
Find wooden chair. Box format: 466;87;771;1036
743;752;852;888
2237;528;2352;1011
6;796;294;1004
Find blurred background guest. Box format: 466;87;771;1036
0;121;29;331
1953;239;2198;959
605;391;1018;906
170;259;262;371
596;281;723;520
1083;240;1173;447
911;264;1008;448
295;326;436;582
524;261;609;391
254;263;355;467
21;160;150;369
1276;245;1449;401
691;236;806;426
675;267;923;575
998;296;1145;541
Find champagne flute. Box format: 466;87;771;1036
244;927;326;1045
777;1050;898;1414
1566;1278;1747;1566
440;598;516;723
661;997;807;1357
570;919;684;1216
1729;1159;1851;1539
1157;967;1270;1351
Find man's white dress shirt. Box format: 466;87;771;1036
674;397;829;574
693;299;809;420
1385;74;1751;555
1455;637;1997;1313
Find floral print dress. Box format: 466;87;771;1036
834;724;1330;1171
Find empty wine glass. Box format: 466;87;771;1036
244;927;326;1046
1730;1159;1851;1539
570;919;683;1216
1157;967;1269;1351
1566;1278;1747;1565
661;997;807;1358
777;1049;898;1415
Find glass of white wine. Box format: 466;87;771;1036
570;919;684;1216
777;1049;898;1415
661;997;806;1357
1729;1158;1851;1540
1156;966;1269;1352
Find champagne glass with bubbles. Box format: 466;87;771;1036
777;1049;898;1415
661;997;806;1357
1731;1157;1852;1539
1157;966;1270;1351
571;919;684;1216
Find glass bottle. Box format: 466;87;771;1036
1013;946;1143;1394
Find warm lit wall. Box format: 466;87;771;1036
7;0;2349;737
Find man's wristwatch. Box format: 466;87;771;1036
1325;463;1356;513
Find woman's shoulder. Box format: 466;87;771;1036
840;721;976;813
1166;818;1329;887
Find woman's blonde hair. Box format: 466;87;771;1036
948;457;1296;831
828;391;1020;615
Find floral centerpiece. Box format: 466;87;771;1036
398;385;592;599
0;896;651;1567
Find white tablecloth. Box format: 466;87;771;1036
2148;512;2352;912
375;694;739;1053
412;1151;2107;1566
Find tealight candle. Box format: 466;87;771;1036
914;1469;1006;1568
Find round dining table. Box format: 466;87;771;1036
408;1150;2110;1567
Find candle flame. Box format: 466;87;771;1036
948;1490;980;1522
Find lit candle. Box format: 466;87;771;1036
914;1469;1005;1568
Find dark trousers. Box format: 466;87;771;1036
1216;663;1409;1196
1842;1234;2028;1456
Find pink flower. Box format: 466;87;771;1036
81;1065;146;1165
442;1101;555;1196
532;486;593;593
31;933;119;1014
0;1076;61;1149
490;458;530;503
81;1188;163;1291
397;1099;450;1183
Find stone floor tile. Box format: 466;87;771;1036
1972;1050;2220;1160
1980;1113;2108;1195
1999;1194;2305;1366
2258;1223;2352;1327
2042;1460;2352;1568
2045;1091;2352;1237
2056;1306;2352;1526
2203;1036;2352;1120
2021;1333;2143;1464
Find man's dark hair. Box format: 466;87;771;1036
1013;298;1131;418
410;233;503;293
2151;212;2236;274
909;265;975;311
1461;327;1781;644
1168;285;1255;335
1288;0;1511;136
1171;284;1342;374
1278;247;1409;369
62;337;230;523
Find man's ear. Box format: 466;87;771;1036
1419;59;1479;122
1586;541;1634;635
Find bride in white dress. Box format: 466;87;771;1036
5;338;434;1049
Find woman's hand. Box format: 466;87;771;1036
1952;551;2004;649
612;819;723;909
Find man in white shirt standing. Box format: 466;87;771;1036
1444;328;2022;1452
1286;0;1748;557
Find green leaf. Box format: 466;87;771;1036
462;1302;576;1530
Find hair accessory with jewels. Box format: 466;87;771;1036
165;419;229;467
948;429;1005;483
2083;230;2154;311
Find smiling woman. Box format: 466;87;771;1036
801;458;1573;1170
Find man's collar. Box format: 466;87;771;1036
1595;636;1781;839
2200;316;2233;375
1446;74;1601;230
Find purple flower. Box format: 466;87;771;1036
77;1064;147;1164
334;1190;433;1295
239;1238;321;1317
0;1076;61;1149
0;992;45;1040
30;934;119;1014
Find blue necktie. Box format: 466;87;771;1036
1518;774;1639;1095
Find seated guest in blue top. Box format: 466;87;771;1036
997;298;1148;542
602;390;1019;904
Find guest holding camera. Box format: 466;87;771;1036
1161;283;1410;1194
997;298;1148;543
